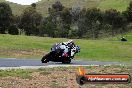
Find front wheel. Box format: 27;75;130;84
41;56;47;63
41;53;50;63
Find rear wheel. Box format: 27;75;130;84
62;58;71;64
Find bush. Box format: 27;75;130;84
8;25;19;35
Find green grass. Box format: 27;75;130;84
0;69;32;79
0;34;132;62
1;0;131;16
126;34;132;40
98;0;131;11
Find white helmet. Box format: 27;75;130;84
67;40;75;48
67;40;74;44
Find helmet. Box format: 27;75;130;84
67;40;74;44
67;40;75;48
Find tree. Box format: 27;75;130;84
47;1;71;38
104;9;127;36
68;28;78;38
84;8;103;38
8;25;18;35
52;1;64;11
77;8;87;38
40;17;57;37
0;2;12;34
19;6;42;35
123;1;132;22
31;3;36;8
59;8;72;37
61;8;72;25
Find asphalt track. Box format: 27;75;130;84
0;58;132;68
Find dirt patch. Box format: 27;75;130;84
0;49;47;58
0;66;132;88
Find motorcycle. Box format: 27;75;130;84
41;45;80;64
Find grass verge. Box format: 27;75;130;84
0;69;33;79
0;34;132;62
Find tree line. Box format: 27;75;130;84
0;1;132;39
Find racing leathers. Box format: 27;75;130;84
51;43;68;56
51;40;75;57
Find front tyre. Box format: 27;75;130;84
41;56;48;63
41;53;50;63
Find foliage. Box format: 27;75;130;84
0;2;12;34
8;25;18;35
0;1;132;38
123;1;132;22
19;6;42;35
104;9;127;36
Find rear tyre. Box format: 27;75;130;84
62;58;71;64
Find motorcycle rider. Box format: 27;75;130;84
62;40;75;49
62;40;76;56
51;40;75;56
41;40;80;63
